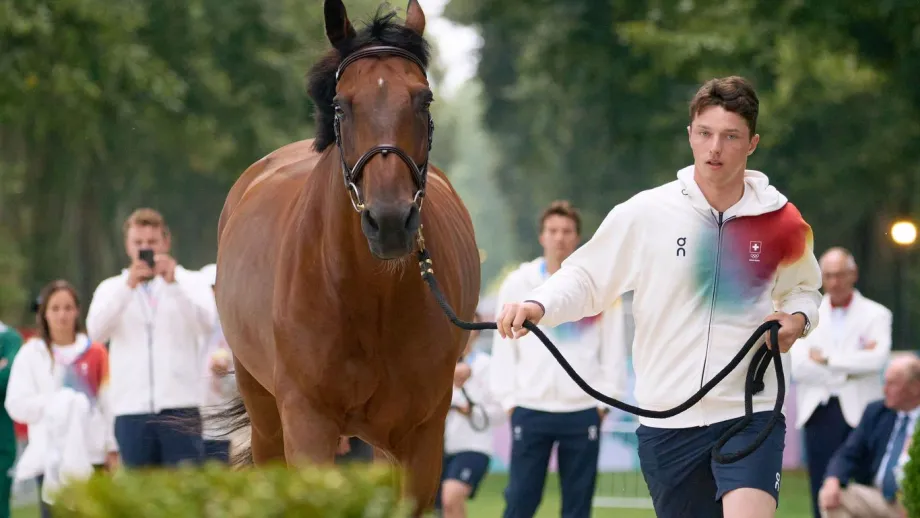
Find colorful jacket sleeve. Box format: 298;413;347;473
771;208;822;336
92;344;118;453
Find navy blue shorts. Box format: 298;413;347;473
636;411;786;518
437;451;491;503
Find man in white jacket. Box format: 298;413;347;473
792;247;892;518
491;201;629;518
497;76;822;518
86;208;214;468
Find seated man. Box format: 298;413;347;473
818;354;920;518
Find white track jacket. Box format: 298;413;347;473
490;257;629;414
445;351;506;456
86;267;215;416
527;166;822;429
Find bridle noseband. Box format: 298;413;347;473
333;46;434;213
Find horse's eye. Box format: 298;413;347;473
333;103;344;116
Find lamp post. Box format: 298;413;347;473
891;219;917;349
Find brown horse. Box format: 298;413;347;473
212;0;480;514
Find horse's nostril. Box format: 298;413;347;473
362;210;379;232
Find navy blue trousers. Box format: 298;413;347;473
803;397;853;518
114;407;204;468
502;407;601;518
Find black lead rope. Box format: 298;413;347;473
417;244;785;465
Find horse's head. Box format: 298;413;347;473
320;0;432;260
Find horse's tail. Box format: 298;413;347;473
206;396;253;466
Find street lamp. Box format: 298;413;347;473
891;220;918;247
890;219;917;349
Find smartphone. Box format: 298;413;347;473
138;249;156;269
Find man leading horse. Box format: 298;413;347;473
497;76;822;518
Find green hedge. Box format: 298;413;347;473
50;462;412;518
901;423;920;515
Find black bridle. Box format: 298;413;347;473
333;46;435;212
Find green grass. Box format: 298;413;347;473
11;469;814;517
466;470;814;517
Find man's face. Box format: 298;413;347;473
820;256;857;304
688;105;759;187
884;367;920;411
124;224;169;263
539;215;579;264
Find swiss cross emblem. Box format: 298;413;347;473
749;241;762;262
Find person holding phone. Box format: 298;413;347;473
85;208;215;469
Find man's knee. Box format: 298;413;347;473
440;481;471;513
722;487;777;518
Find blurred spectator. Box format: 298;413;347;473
0;320;22;518
85;208;213;468
490;201;628;518
436;313;506;518
197;264;236;464
818;354;920;518
792;247;892;518
5;280;117;515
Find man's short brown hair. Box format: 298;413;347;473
689;76;759;136
123;208;170;238
539;200;581;235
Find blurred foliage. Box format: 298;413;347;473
904;424;920;516
52;462;410;518
445;0;920;347
0;0;382;323
429;79;519;288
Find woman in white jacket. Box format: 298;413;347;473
4;280;118;516
436;314;507;518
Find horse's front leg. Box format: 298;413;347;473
276;383;340;465
393;414;449;517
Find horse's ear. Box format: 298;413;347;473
405;0;426;36
324;0;356;48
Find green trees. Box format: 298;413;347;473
0;0;381;319
445;0;920;345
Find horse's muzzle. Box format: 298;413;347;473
361;202;421;259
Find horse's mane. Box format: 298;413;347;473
308;6;431;152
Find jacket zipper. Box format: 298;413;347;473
147;321;155;413
699;211;736;421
